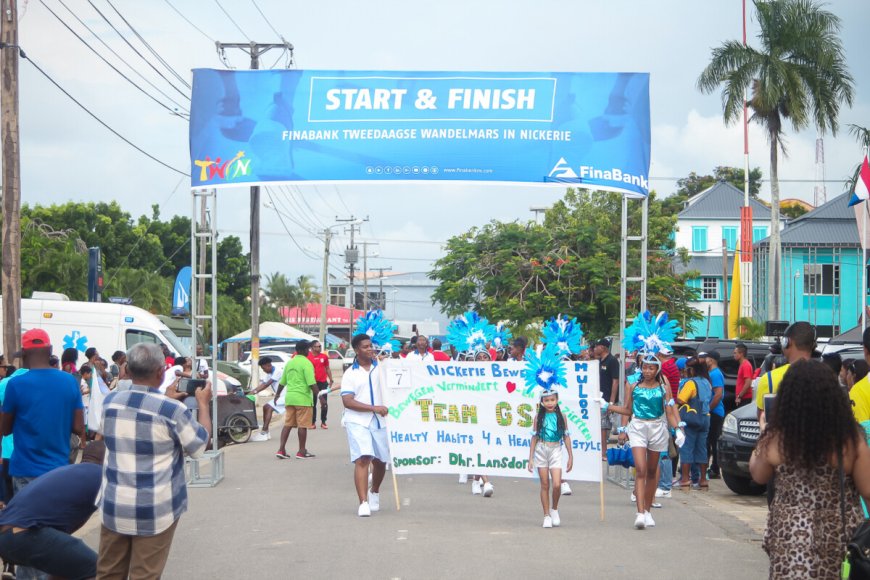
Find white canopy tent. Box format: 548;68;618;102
222;321;317;344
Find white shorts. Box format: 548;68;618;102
533;442;563;469
266;399;286;415
346;419;390;463
628;418;669;453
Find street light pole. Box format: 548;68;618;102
319;228;332;344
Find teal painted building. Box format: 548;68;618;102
673;182;772;339
753;191;864;338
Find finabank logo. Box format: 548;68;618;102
548;157;577;179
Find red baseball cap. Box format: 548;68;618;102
21;328;51;350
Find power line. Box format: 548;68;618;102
265;188;322;260
214;0;251;41
333;185;352;213
38;0;188;118
20;49;189;176
83;0;190;100
161;0;215;43
103;0;192;90
53;0;189;112
250;0;285;41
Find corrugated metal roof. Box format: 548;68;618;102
678;182;772;220
790;191;853;222
755;191;859;247
672;255;734;277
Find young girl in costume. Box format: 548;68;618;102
527;390;573;528
599;311;684;529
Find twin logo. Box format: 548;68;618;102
194;151;251;182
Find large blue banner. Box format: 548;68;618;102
189;70;650;197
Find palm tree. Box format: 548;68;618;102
265;272;298;320
292;275;320;329
697;0;854;321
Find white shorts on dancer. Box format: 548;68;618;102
346;417;390;463
533;442;563;469
266;399;286;415
627;418;669;453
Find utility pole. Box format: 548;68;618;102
361;241;379;311
376;267;392;310
318;228;332;344
1;0;21;363
337;216;367;339
216;40;292;387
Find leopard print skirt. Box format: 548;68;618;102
763;463;864;579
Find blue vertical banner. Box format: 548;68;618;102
171;266;191;317
189;70;650;197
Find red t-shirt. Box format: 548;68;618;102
661;358;681;399
307;352;330;383
432;350;450;361
735;359;754;404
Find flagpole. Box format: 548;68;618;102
863;145;869;332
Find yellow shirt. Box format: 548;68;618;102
755;364;791;410
677;380;697;404
850;376;870;424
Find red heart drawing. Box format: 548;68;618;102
506;381;517;393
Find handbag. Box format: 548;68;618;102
679;404;704;429
606;444;635;468
667;435;678;460
839;454;870;579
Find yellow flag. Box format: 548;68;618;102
728;250;741;339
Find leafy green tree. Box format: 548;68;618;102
20;217;88;300
103;268;172;313
431;188;701;338
697;0;854;320
215;236;250;303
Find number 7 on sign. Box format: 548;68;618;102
387;368;411;389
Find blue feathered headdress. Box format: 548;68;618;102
354;309;397;349
522;344;567;396
541;314;585;357
491;323;513;352
446;311;495;354
622;310;681;355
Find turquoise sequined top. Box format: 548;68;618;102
535;412;565;442
632;385;666;420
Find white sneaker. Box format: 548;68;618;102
655;488;671;498
634;513;646;529
368;473;373;487
368;491;380;512
358;501;371;517
644;511;656;527
249;430;269;442
549;509;561;527
651;501;663;509
630;491;636;503
542;515;553;528
472;480;482;495
560;482;572;496
458;473;468;484
482;482;494;497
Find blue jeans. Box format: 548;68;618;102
658;454;672;491
0;527;96;580
680;415;711;467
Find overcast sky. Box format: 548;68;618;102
16;0;870;284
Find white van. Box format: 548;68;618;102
1;294;189;358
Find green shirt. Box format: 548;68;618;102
281;355;316;407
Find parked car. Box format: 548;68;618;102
718;402;766;495
343;348;356;371
670;339;771;412
239;350;293;377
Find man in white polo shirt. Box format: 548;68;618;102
250;357;284;441
341;334;390;517
405;335;434;362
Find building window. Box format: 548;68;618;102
803;264;840;296
752;226;769;243
721;226;737;251
329;286;346;307
702;277;719;300
692;226;708;252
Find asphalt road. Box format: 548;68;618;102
78;391;770;579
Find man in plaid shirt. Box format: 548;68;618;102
96;343;212;579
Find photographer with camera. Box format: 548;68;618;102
97;343;211;579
